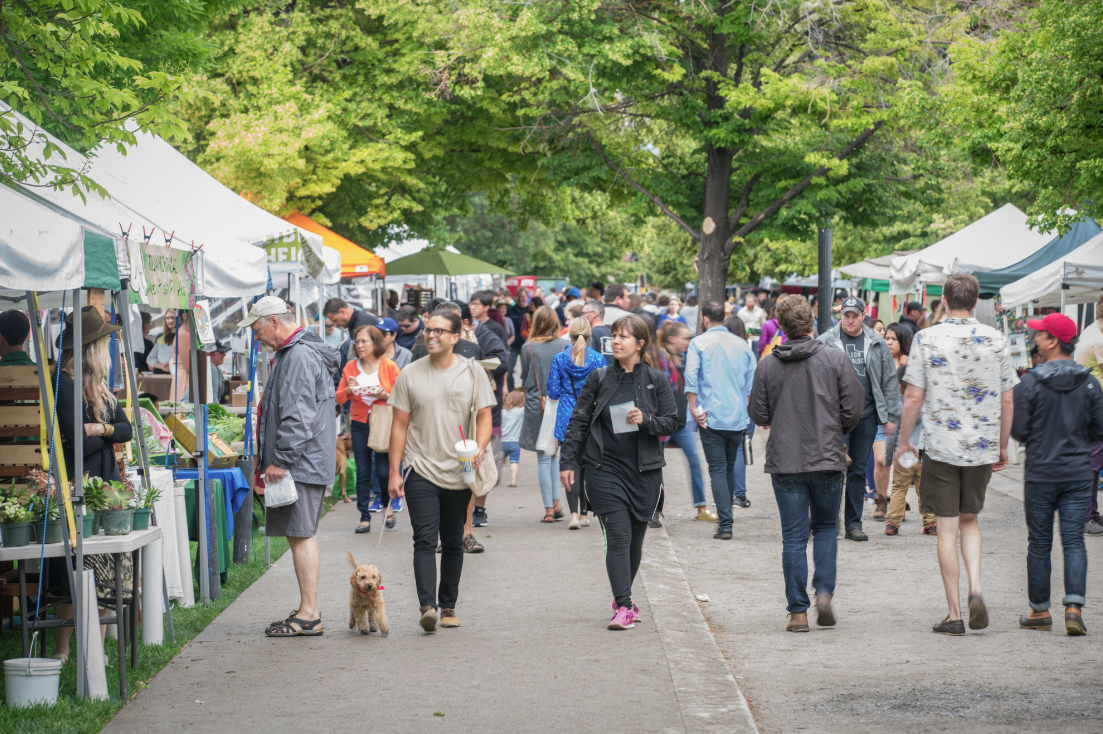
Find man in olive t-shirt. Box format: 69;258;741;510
388;311;495;632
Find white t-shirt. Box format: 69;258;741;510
389;355;496;489
736;306;766;332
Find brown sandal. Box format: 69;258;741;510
540;512;555;523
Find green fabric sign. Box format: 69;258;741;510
140;243;197;309
82;232;121;290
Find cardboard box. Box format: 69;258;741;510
231;391;248;408
165;414;240;469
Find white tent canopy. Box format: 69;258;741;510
838;251;917;281
1000;232;1103;310
90;123;339;286
890;204;1055;294
0;184;85;292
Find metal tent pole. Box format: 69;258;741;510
817;228;833;337
117;290;175;642
71;290;87;697
188;312;212;605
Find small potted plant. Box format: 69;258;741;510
82;474;109;536
0;498;34;547
133;481;160;531
99;480;137;536
26;469;63;544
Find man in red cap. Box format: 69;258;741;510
1012;312;1103;636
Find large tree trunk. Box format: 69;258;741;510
696;143;733;304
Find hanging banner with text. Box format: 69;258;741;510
138;243;197;310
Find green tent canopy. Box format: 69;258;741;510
384;246;515;277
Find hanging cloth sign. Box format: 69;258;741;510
138;243;197;310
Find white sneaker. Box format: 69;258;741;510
580;516;590;527
569;516;581;530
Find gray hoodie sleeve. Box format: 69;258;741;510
880;346;900;424
271;350;320;471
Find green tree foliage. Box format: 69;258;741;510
444;191;639;287
410;0;980;301
174;1;535;249
926;0;1102;233
0;0;207;198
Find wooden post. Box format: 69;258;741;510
86;289;106;318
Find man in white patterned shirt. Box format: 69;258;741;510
897;274;1018;637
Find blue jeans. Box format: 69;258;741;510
700;427;745;532
667;425;706;507
501;441;521;463
772;471;845;613
1025;480;1092;611
537;449;560;508
350;420;390;523
842;412;878;531
733;423;755;502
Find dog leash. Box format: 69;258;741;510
369;465;411;566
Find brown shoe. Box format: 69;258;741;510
1066;606;1086;636
968;594;989;630
786;611;809;632
418;606;438;632
440;608;461;628
872;495;887;521
1019;613;1052;631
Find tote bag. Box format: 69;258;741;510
529;345;558;453
466;360;499;497
367;403;393;453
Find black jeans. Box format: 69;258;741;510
597;509;647;609
350;420;389;523
842;412;878;531
404;470;472;610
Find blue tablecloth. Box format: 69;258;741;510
173;467;250;540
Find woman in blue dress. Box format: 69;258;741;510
547;317;606;528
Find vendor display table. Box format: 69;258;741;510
1;527;163;699
176;468;250;583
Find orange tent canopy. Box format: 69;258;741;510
282;212;385;278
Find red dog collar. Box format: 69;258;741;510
357;586;383;593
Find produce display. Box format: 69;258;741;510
207;404;245;444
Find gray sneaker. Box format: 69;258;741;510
1085;520;1103;536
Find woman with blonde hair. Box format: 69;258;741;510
51;307;135;660
548;317;605;527
520;306;569;522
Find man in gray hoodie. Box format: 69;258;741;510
751;295;863;631
818;297;899;540
242;296;340;637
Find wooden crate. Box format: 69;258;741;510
0;366;40;401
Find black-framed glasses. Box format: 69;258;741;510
426;328;454;337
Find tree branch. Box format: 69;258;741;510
591;137;700;242
725;122;884;249
724;172;762;257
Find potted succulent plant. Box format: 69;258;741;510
25;469;63;544
99;480;137;536
0;498;34;547
133;482;161;531
82;474;109;536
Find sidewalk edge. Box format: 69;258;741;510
639;525;759;734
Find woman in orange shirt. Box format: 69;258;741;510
336;324;399;533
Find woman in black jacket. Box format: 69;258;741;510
560;315;679;630
50;307;134;661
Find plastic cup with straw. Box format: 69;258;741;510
455;424;478;485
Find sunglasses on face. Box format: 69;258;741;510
425;328;454;338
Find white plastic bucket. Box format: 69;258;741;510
4;657;62;707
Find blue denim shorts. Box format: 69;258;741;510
501;441;521;463
875;424;886;442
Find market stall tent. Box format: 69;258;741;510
975;218;1102;296
1;103;266;299
283;213;384;279
999;232;1103;310
889;204;1055;294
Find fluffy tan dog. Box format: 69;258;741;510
347;552;388;636
335;433;352;503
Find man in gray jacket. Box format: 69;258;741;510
751;295;864;632
242;296;340;637
818;297;899;540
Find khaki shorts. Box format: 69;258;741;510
266;482;326;538
919;456;992;517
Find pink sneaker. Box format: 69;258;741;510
608;606;635;630
612;600;642;623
